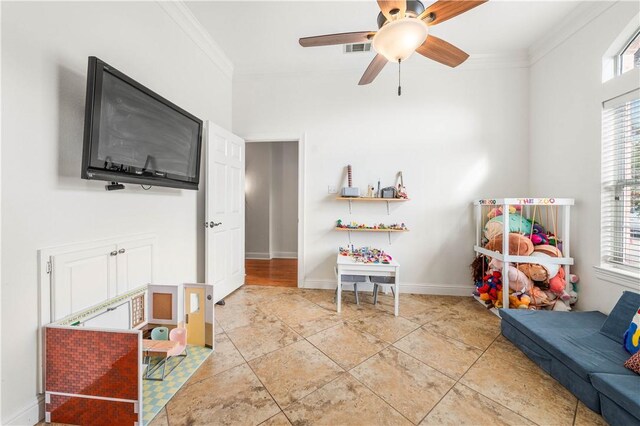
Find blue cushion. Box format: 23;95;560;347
600;291;640;345
502;319;602;411
591;373;640;423
501;309;634;380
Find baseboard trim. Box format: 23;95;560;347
245;252;271;260
5;394;44;425
271;251;297;259
302;279;474;297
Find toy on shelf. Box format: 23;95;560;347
336;219;408;231
485;233;534;256
339;246;392;264
475;271;502;303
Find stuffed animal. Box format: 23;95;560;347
623;308;640;354
485;233;534;256
552;299;572;311
487;205;522;219
518;263;548;283
529;286;550;305
470;256;487;286
477;271;502;303
488;258;533;293
530;223;548;245
548;267;571;301
484;214;532;240
510;292;531;309
567;274;579;304
534;244;563;258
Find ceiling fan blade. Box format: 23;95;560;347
358;54;388;85
299;31;374;47
377;0;407;21
419;0;487;26
416;35;469;67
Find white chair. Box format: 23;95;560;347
334;267;367;305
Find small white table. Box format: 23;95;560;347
336;254;400;316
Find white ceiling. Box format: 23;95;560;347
186;1;580;75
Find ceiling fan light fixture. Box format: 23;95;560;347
372;17;428;62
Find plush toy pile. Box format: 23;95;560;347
471;206;579;311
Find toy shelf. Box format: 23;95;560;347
473;197;575;315
335;227;408;244
335;228;408;232
337;197;409;214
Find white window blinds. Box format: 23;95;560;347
601;89;640;271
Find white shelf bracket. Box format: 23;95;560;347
349;199;352;214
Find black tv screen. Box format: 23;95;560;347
81;56;203;190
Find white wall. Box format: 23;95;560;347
270;141;298;258
529;1;640;314
246;142;272;258
245;141;298;259
1;2;232;423
234;63;530;292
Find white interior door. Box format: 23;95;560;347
205;121;245;302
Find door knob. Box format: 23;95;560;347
209;221;214;227
118;248;126;254
212;222;222;227
110;250;117;256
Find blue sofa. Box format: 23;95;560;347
500;291;640;426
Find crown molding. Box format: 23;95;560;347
157;1;233;79
528;1;617;66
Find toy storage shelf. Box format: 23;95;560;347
336;197;410;201
335;228;408;233
337;197;409;214
473;197;575;316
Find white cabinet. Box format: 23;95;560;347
52;244;118;321
41;234;157;322
116;237;155;296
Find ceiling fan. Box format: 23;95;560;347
299;0;487;93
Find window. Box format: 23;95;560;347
617;29;640;76
601;90;640;272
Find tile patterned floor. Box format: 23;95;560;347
148;286;609;426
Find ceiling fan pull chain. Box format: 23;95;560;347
397;59;402;96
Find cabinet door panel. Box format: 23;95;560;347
51;245;117;321
116;237;155;295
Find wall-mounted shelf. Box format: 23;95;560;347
335;227;408;244
335;228;408;233
337;197;409;214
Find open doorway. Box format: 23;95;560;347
245;141;299;287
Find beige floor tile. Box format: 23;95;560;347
351;347;455;424
214;320;225;334
226;315;302;360
394;327;483;379
148;407;169;426
249;339;343;407
421;383;535;425
284;374;412;426
460;337;577;425
261;294;343;336
186;333;245;385
166;363;279;426
378;294;460;325
427;302;500;350
260;412;292;425
307;322;388;370
349;310;421;343
215;303;269;332
574;401;608;426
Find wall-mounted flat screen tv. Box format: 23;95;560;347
81;56;203;190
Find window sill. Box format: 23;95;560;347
593;265;640;290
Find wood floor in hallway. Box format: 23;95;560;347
245;258;297;287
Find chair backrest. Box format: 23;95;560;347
151;326;169;340
169;327;187;346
